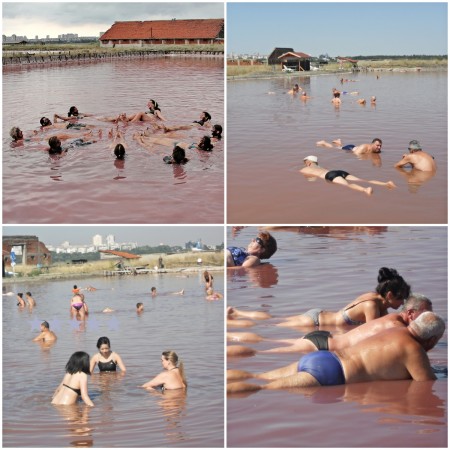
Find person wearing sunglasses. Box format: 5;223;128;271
227;231;277;268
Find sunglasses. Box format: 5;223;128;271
255;237;265;247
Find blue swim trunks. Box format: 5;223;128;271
298;351;345;386
342;144;355;151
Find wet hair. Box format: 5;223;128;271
149;99;160;111
26;292;32;296
172;146;187;164
162;350;187;387
114;143;126;160
372;138;382;145
151;287;156;292
375;267;410;301
212;124;222;139
48;136;62;152
9;127;22;141
41;320;50;329
73;285;78;289
40;117;52;127
198;136;214;151
203;111;211;121
136;302;144;309
403;293;432;312
96;336;111;349
17;293;23;298
333;92;341;98
65;351;91;375
410;311;445;342
68;106;78;117
257;231;277;260
204;271;213;283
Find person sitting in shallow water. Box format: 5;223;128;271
141;350;187;391
300;155;396;196
227;231;277;268
25;291;36;307
136;302;144;313
16;293;26;307
52;351;94;406
211;124;222;140
90;336;126;373
163;146;189;165
33;320;57;342
394;140;436;172
127;99;166;123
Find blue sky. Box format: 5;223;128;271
2;226;224;247
227;2;448;56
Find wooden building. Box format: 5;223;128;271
278;51;312;71
268;47;294;65
99;19;224;48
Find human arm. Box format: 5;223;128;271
405;345;436;381
241;256;261;268
79;373;94;406
89;355;98;374
394;154;413;168
114;352;127;372
33;332;45;342
141;371;167;390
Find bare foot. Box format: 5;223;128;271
332;139;342;146
386;181;396;189
365;187;373;196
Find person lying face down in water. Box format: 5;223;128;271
316;138;383;155
227;312;446;393
227;231;277;268
227;293;432;356
300;155;396;195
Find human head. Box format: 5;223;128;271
249;230;277;260
40;117;52;127
48;136;62;153
136;302;144;311
409;311;445;351
73;285;78;289
96;336;111;350
26;292;32;297
148;99;159;110
41;320;50;330
65;351;91;375
375;267;411;308
151;287;157;296
371;138;383;153
206;288;213;295
17;293;23;298
172;146;187;164
198;136;214;151
10;127;23;141
333;92;341;98
304;155;318;165
402;293;433;322
202;111;211;122
161;350;179;368
408;140;422;152
114;143;126;160
212;124;222;139
68;106;78;117
371;96;376;102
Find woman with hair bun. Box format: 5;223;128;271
141;350;187;391
278;267;411;328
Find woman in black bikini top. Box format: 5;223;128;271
90;336;126;373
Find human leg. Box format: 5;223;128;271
333;176;373;195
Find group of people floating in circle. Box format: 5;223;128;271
9;98;223;166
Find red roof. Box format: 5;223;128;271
278;51;311;59
337;56;358;63
99;250;141;259
100;19;224;41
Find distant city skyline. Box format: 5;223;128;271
228;3;447;56
3;2;224;38
2;226;224;248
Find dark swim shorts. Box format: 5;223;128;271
325;170;350;182
342;144;355;151
303;330;331;350
298;351;345;385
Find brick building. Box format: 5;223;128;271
2;235;51;267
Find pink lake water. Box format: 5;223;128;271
227;72;447;223
3;272;224;447
227;226;447;447
3;56;224;224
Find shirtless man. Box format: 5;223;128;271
33;321;57;342
288;84;302;94
316;138;382;155
25;291;36;307
300;155;396;195
331;91;341;106
228;294;432;355
394;140;436;172
227;311;445;392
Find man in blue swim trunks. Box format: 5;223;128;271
227;312;444;393
316;138;382;155
300;155;395;195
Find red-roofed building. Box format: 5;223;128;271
99;250;141;259
99;19;224;48
278;51;312;71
